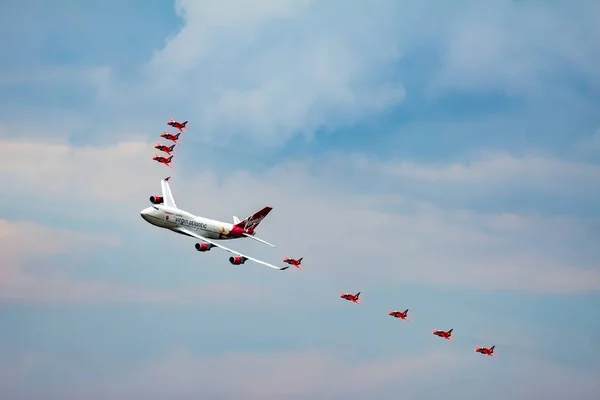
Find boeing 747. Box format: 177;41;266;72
140;177;288;271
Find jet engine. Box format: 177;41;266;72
229;256;247;265
195;243;215;252
149;195;164;204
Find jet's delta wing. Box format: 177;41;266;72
174;227;289;271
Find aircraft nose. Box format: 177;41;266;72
140;208;152;222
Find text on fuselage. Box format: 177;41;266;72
175;217;207;229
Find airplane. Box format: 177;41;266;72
340;292;361;303
432;328;453;340
160;132;181;143
153;154;174;167
167;117;188;133
154;143;176;156
283;257;303;269
141;177;288;271
389;309;410;320
475;345;495;357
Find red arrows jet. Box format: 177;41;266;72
167;117;188;133
340;292;361;304
153;154;173;168
475;345;495;357
432;328;453;340
389;309;410;320
155;143;176;156
160;132;181;143
283;257;303;269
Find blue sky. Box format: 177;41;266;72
1;0;599;398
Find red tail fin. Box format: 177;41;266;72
235;206;272;231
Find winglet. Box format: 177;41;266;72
164;176;171;181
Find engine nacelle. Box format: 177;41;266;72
195;243;215;252
150;195;164;204
229;256;247;265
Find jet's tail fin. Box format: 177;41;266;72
160;177;177;208
356;292;361;298
448;329;453;334
233;216;241;224
404;309;409;313
182;121;188;127
167;155;174;162
298;257;303;263
490;346;495;351
235;206;272;231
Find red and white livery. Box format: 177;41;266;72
153;155;174;167
283;257;303;269
475;345;495;357
167;117;188;133
389;309;410;320
340;292;361;303
154;143;176;156
432;328;453;340
160;132;181;143
141;177;287;271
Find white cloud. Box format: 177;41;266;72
6;0;599;150
2;343;599;399
573;130;600;158
41;347;462;399
0;218;270;304
428;0;600;94
110;0;406;147
1;137;599;296
0;65;112;101
0;139;156;202
346;150;600;198
500;355;600;400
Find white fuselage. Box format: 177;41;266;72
140;205;236;240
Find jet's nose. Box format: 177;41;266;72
140;207;152;222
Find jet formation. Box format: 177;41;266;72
143;117;497;359
152;118;187;167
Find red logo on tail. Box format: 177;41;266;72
236;206;272;232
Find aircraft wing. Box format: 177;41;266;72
174;227;289;271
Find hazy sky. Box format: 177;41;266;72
1;0;599;399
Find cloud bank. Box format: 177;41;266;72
1;136;598;302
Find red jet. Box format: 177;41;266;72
389;309;410;320
475;345;495;357
154;143;176;155
153;155;174;168
340;292;361;304
160;132;181;143
432;328;453;341
167;117;188;133
283;257;303;269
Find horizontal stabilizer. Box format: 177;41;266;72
242;233;276;247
